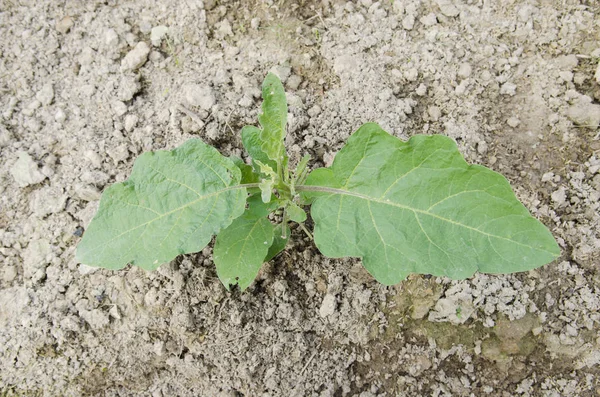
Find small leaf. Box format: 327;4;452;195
258;73;287;162
265;223;290;262
76;139;247;271
231;156;259;184
305;123;560;285
255;159;278;203
286;202;307;223
241;125;277;171
214;199;275;291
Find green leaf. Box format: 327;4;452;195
214;197;275;291
241;125;277;172
258;72;287;162
304;123;560;285
286;202;307;223
76;139;247;271
265;223;290;262
231;156;259;184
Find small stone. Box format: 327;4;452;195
238;94;253;108
55;109;66;123
124;114;138;132
551;187;567;206
402;14;415;30
333;55;358;75
118;77;141;101
420;13;438;26
2;266;17;283
10;152;45;187
121;42;151;71
457;63;472;78
428;105;442;121
79;46;95;66
404;68;419;82
251;18;260;29
308;105;321;118
112;101;128;117
216;19;233;38
30;186;67;217
74;184;102;201
105;29;119;46
22;239;52;270
436;0;459;17
595;61;600;85
477;141;488;155
107;144;129;164
36;84;54;106
287;74;302;90
559;71;573;82
415;83;427;96
55;16;74;34
566;97;600;129
0;126;12;147
500;82;517;96
151;26;169;47
507;117;521;128
184;84;215;111
84;150;102;168
319;294;336;317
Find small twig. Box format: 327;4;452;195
177;104;207;128
223;109;236;135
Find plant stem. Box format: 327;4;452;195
298;222;313;240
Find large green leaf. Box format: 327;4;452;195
213;195;276;290
76;140;247;271
258;72;287;162
304;123;560;285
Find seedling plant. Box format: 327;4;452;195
77;73;559;291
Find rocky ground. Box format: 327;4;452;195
1;0;600;396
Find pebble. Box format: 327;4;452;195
477;141;488;155
10;152;46;187
112;101;128;117
251;17;260;30
595;61;600;85
404;68;418;82
286;74;302;90
420;13;438;26
319;294;337;317
428;105;442;121
55;109;66;123
415;83;427;96
79;46;95;66
22;239;51;270
184;84;215;111
457;63;472;79
105;28;119;47
30;186;67;217
566;96;600;129
121;42;151;71
308;105;321;118
551;187;567;206
507;117;520;128
500;82;517;96
436;0;460;17
55;16;74;34
36;83;54;106
151;26;168;47
124;114;138;132
402;14;415;30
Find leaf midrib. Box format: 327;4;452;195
298;185;556;255
82;184;254;256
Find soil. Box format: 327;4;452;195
1;0;600;396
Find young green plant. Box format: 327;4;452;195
76;73;560;290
